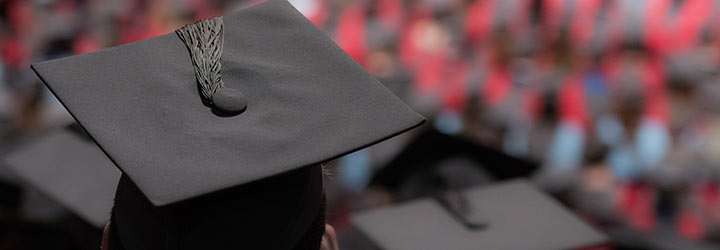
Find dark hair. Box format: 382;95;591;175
291;194;327;250
107;195;327;250
107;215;124;250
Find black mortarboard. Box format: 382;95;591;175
353;180;608;250
3;125;121;228
370;130;538;200
30;0;425;249
608;226;720;250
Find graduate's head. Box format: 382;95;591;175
104;216;337;250
102;165;333;250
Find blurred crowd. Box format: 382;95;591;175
4;0;720;249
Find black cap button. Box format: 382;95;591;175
212;88;247;115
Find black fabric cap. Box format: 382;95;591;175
112;164;324;250
3;125;121;228
370;130;539;194
30;0;424;206
352;179;608;250
608;226;720;250
30;0;424;249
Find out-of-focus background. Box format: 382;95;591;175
2;0;720;249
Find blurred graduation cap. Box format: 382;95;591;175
608;226;720;250
353;179;608;250
370;130;538;200
3;124;121;228
31;0;425;249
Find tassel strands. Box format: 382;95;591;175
175;17;225;103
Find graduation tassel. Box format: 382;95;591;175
176;17;248;115
175;17;225;102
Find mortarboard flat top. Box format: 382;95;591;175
352;179;608;250
31;0;425;206
3;126;121;228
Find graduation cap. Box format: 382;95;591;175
353;179;608;250
608;226;720;250
3;124;121;228
31;0;425;249
370;130;538;200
